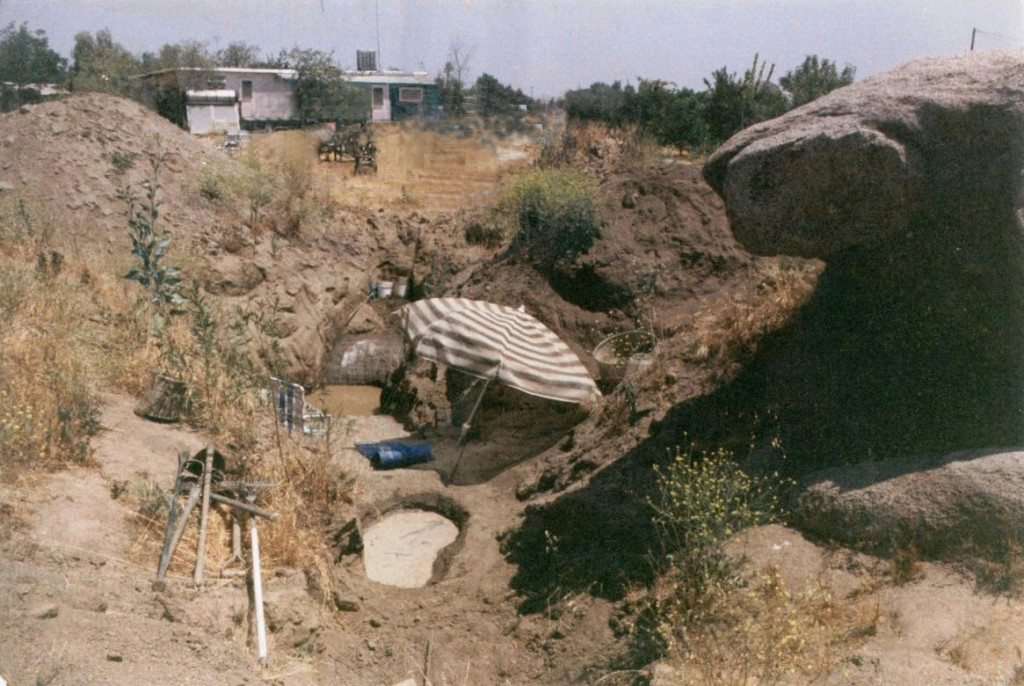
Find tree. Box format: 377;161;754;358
473;73;531;117
702;53;787;144
276;48;363;123
0;22;66;87
70;29;141;97
216;42;264;68
564;81;631;126
0;22;66;111
436;38;474;119
780;55;856;108
631;79;708;152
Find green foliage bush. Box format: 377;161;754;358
502;168;601;270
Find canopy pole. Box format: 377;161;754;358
459;376;493;445
451;376;494;484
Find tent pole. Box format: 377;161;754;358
451;377;493;484
459;376;494;444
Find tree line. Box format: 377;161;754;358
564;54;856;150
0;20;852;143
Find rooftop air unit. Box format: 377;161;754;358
356;51;377;72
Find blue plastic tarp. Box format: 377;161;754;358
355;441;434;469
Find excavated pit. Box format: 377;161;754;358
358;493;469;588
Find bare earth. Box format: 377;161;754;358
4;393;1024;685
2;96;1024;686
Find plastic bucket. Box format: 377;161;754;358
375;280;393;299
393;276;409;299
592;331;657;385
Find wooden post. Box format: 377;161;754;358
193;443;215;584
161;479;202;578
251;509;268;665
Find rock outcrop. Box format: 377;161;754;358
794;448;1024;559
703;50;1024;467
704;49;1024;258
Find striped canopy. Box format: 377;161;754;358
394;298;600;404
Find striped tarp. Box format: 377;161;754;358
395;298;600;404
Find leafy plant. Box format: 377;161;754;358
119;150;185;330
503;168;601;271
107;149;137;177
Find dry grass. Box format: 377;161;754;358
126;423;352;597
686;260;822;380
1;187;351;595
0;238;105;475
676;565;879;685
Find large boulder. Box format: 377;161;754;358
704;49;1024;258
702;51;1024;468
794;448;1024;560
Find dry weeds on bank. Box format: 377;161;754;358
0;181;347;595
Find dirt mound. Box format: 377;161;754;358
0;93;225;250
553;161;754;324
0;94;496;383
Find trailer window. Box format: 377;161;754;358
241;80;253;102
399;87;423;103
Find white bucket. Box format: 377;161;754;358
393;277;409;299
375;280;393;299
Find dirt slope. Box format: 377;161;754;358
0;395;269;686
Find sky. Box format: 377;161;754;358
1;0;1022;99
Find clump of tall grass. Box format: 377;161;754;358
686;260;822;380
0;242;101;473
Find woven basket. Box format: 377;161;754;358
135;374;188;423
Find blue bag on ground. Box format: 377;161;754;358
355;441;434;469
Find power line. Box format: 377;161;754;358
971;27;1023;50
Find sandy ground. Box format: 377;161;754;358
4;392;1024;685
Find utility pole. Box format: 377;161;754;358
970;27;976;51
376;0;382;70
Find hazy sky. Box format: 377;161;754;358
2;0;1022;98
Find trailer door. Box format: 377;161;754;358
371;85;391;122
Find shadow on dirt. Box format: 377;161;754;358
502;210;1024;612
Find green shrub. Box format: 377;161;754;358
502;168;601;270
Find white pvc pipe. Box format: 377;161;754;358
250;515;267;665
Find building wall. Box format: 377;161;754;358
186;103;241;135
221;72;297;122
387;83;443;121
